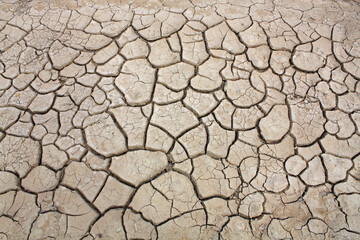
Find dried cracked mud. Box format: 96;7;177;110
0;0;360;239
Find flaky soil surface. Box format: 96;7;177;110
0;0;360;239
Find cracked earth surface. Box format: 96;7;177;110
0;0;360;239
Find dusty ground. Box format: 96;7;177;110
0;0;360;239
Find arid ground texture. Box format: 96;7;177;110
0;0;360;239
